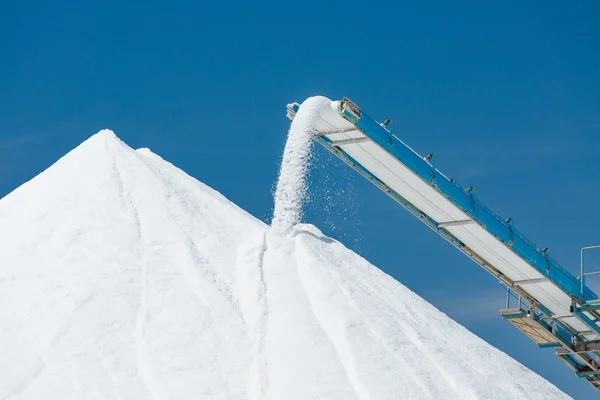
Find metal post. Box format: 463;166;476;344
580;245;600;300
506;286;510;309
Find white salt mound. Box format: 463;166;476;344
0;130;569;399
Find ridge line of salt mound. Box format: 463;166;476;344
271;96;332;233
94;128;117;139
0;129;126;205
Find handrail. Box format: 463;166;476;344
581;245;600;299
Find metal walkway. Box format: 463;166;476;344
287;97;600;391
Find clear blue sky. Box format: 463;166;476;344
2;1;600;397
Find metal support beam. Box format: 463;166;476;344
578;301;600;312
572;306;600;336
540;314;573;320
331;137;370;146
557;353;584;372
556;341;600;354
513;277;550;286
437;220;475;228
314;127;359;137
577;369;600;378
578;330;596;335
539;342;562;348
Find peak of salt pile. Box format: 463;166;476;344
0;131;569;399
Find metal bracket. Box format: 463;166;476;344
339;97;362;124
506;218;515;246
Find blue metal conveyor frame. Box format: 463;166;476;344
287;97;600;391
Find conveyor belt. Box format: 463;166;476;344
287;97;600;390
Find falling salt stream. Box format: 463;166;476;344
271;96;330;232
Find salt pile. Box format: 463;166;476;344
0;130;569;399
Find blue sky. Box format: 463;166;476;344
2;0;600;397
